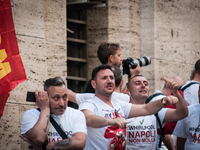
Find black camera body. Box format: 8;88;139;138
122;56;151;76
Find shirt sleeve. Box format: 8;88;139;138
173;119;186;138
76;93;94;105
21;109;40;135
79;100;96;113
71;110;87;134
157;108;167;128
184;84;199;105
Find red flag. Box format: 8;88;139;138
0;0;27;118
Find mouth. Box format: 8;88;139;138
139;89;147;94
56;107;66;111
106;84;113;89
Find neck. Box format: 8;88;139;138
114;86;121;93
129;95;146;104
193;74;200;83
95;93;112;107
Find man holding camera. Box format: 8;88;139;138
20;77;87;150
125;75;188;150
79;64;186;150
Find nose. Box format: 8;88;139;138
59;98;65;106
141;82;146;87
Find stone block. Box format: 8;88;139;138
46;42;67;79
12;0;45;38
43;0;66;44
0;103;36;150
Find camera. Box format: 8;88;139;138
122;56;151;76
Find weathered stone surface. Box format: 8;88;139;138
12;0;45;38
43;0;66;44
46;42;67;79
0;103;36;150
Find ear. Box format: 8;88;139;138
109;55;114;62
126;88;130;95
120;80;124;89
91;80;96;89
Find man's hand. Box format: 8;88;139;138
35;90;50;110
107;117;127;129
129;64;140;78
161;95;178;106
163;77;179;94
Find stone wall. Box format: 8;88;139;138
87;0;200;94
0;0;66;149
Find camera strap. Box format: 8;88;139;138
145;93;165;139
36;108;68;139
179;81;200;91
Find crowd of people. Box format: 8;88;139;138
20;42;200;150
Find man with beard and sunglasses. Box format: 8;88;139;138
79;64;186;150
20;77;87;150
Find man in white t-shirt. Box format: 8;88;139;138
180;59;200;105
173;85;200;150
20;77;87;150
67;65;136;105
79;64;184;150
125;75;188;150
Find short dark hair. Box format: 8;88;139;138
44;77;66;91
127;75;143;89
92;64;113;80
195;59;200;74
97;43;120;64
110;65;122;87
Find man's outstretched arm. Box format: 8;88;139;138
82;109;127;129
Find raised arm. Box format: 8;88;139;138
128;95;177;118
163;77;188;123
66;88;77;104
26;90;50;145
81;109;127;129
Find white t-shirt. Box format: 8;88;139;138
181;80;200;105
79;96;132;150
151;90;166;102
76;91;130;105
21;107;87;148
173;104;200;150
126;108;167;150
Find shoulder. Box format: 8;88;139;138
188;104;200;115
182;80;200;89
23;108;40;117
112;92;130;103
66;107;84;115
64;107;85;120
